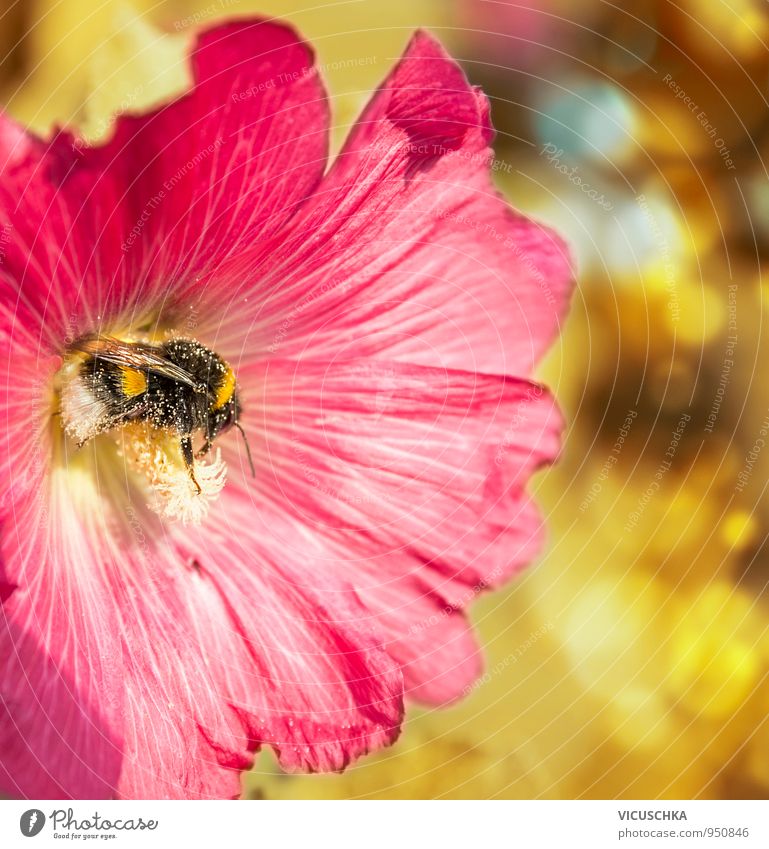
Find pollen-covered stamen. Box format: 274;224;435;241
117;422;227;524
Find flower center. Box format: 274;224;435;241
116;421;227;524
55;331;242;524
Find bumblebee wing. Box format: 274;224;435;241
59;357;148;444
71;335;201;389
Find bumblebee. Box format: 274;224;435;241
61;334;254;492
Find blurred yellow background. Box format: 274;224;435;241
4;0;769;799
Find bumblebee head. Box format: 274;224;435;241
205;374;254;476
206;386;241;441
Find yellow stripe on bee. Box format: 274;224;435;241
213;366;236;410
120;367;147;397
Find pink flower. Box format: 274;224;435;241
0;19;572;798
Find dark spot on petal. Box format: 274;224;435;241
0;581;17;604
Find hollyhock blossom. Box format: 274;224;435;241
0;18;571;798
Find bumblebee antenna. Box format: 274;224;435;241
234;422;256;477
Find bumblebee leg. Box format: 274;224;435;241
180;435;202;494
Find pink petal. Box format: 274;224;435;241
0;21;571;796
0;18;329;346
0;328;127;798
0;480;124;798
110;531;403;795
169;502;404;778
233;357;562;702
98;20;329;307
0;114;127;345
0;355;403;796
362;573;484;705
212;31;572;375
